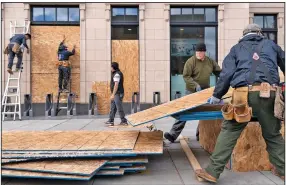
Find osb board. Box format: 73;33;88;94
133;131;163;154
3;131;138;151
199;120;285;172
127;87;234;126
92;81;111;115
122;165;146;172
32;72;80;103
2;169;90;180
102;166;120;170
31;26;80;74
2;159;107;176
108;157;148;164
112;40;139;102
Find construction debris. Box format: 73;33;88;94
2;130;163;181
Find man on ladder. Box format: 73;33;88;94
6;33;31;74
57;35;75;93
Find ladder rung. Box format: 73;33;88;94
8;86;18;88
9;78;20;80
3;103;19;106
5;94;20;97
59;107;68;109
2;112;20;114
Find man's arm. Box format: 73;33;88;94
212;60;222;77
275;44;285;76
22;37;29;49
183;59;197;92
112;82;119;96
67;46;76;56
213;46;237;99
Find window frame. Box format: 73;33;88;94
31;5;80;26
111;6;139;26
254;14;278;43
169;6;218;100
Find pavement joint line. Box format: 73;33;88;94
44;119;70;131
258;171;278;185
167;149;185;185
79;119;97;130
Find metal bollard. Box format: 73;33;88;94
88;93;98;116
131;92;140;114
23;94;33;117
174;91;182;99
153;92;161;106
67;93;76;116
45;94;53;117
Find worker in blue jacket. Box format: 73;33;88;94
57;35;75;93
196;24;285;182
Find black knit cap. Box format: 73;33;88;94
196;43;206;52
111;62;119;70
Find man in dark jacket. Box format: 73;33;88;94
164;43;221;143
7;33;31;74
105;62;128;127
196;24;285;182
57;36;75;93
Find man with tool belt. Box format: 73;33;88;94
6;33;31;74
195;24;285;182
164;43;222;143
57;36;75;93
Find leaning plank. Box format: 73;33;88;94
2;169;91;181
126;87;233;127
2;159;107;176
179;135;204;182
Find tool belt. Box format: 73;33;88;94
56;61;70;67
11;42;21;54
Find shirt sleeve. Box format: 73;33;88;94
22;37;29;49
113;74;120;83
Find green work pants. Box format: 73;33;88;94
206;91;285;179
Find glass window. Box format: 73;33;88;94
57;8;68;21
254;16;263;28
112;8;125;22
170;26;217;99
111;26;138;40
44;8;56;21
69;8;79;21
33;8;44;21
205;8;216;22
264;15;275;28
170;7;217;23
125;8;138;22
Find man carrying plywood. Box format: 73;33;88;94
5;33;31;74
57;35;75;93
164;43;221;143
196;24;285;182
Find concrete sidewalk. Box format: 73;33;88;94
1;116;284;185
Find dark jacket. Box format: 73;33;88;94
58;41;75;61
213;34;285;99
9;34;29;49
110;70;124;94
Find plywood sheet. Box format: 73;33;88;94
127;87;234;126
102;166;120;170
92;81;111;115
95;169;124;176
31;26;80;74
108;157;148;165
2;169;90;180
112;40;139;103
2;159;106;176
32;73;80;103
31;26;80;103
122;165;146;172
133;131;163;154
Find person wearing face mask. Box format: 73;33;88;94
164;43;222;143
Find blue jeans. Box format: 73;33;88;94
7;44;23;69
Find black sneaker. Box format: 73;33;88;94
164;132;175;143
119;121;128;126
105;121;114;126
62;89;69;93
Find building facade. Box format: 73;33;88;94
1;3;285;115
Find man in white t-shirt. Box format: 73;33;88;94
105;62;127;126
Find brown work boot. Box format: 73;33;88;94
195;169;217;183
270;165;285;180
7;68;13;75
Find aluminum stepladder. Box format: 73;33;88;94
1;21;30;121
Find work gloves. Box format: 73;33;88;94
195;84;202;92
208;96;223;105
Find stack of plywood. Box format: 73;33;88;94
2;130;163;181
